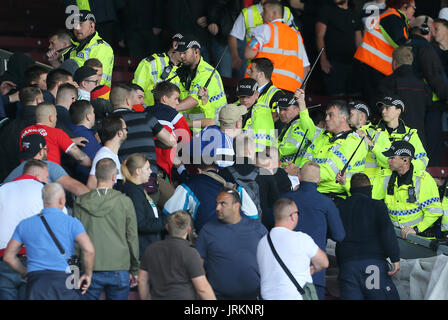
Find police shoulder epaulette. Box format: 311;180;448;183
97;39;104;44
144;55;157;62
156;53;166;58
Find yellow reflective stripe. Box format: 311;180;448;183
365;162;379;168
391;216;423;228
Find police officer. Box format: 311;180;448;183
246;57;284;125
237;78;275;152
294;89;368;199
173;34;227;133
372;141;443;239
276;91;307;166
347;100;391;179
132;33;183;107
375;95;428;172
49;11;114;87
228;0;296;75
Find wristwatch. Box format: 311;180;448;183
413;226;419;233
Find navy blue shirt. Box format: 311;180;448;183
68;124;101;161
195;216;267;299
68;123;102;183
283;181;345;287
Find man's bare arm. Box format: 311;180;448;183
56;175;90;196
67;145;92;168
191;275;216;300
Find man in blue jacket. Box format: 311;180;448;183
282;161;345;300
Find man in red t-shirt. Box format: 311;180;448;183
148;82;192;182
19;103;91;168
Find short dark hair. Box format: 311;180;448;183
48;29;71;43
23;159;47;174
220;187;241;204
110;83;133;108
152;81;180;103
25;65;49;86
386;0;414;10
19;86;42;106
263;0;284;15
56;82;77;102
350;173;371;188
127;83;144;92
99;114;124;142
46;68;73;91
95;158;117;182
70;100;93;125
251;58;274;80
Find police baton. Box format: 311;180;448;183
289;48;325;105
203;45;228;89
336;136;365;183
292;129;309;164
56;44;74;54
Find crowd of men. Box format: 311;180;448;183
1;0;448;301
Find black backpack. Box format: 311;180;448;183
227;167;262;217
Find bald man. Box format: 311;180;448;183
19;102;91;167
282;162;345;299
257;198;329;300
4;182;95;300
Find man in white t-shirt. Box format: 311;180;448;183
229;0;296;76
87;114;127;189
257;197;328;300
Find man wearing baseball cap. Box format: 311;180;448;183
49;10;114;87
74;65;98;101
132;33;183;106
236;78;274;152
276;91;307;166
375;95;428;172
372;140;443;240
347;100;391;179
186;104;247;170
173;34;227;133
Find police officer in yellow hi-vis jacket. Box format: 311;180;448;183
372;141;443;239
173;34;227;133
276;91;307;166
237;78;275;152
132;34;183;107
294;89;368;199
347;100;391;180
375;95;428;172
60;11;114;87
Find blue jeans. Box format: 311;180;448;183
84;271;130;300
338;259;400;300
210;38;247;78
210;38;233;78
0;259;27;300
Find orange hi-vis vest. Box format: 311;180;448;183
354;8;408;76
248;21;305;92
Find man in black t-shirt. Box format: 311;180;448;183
316;0;362;95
